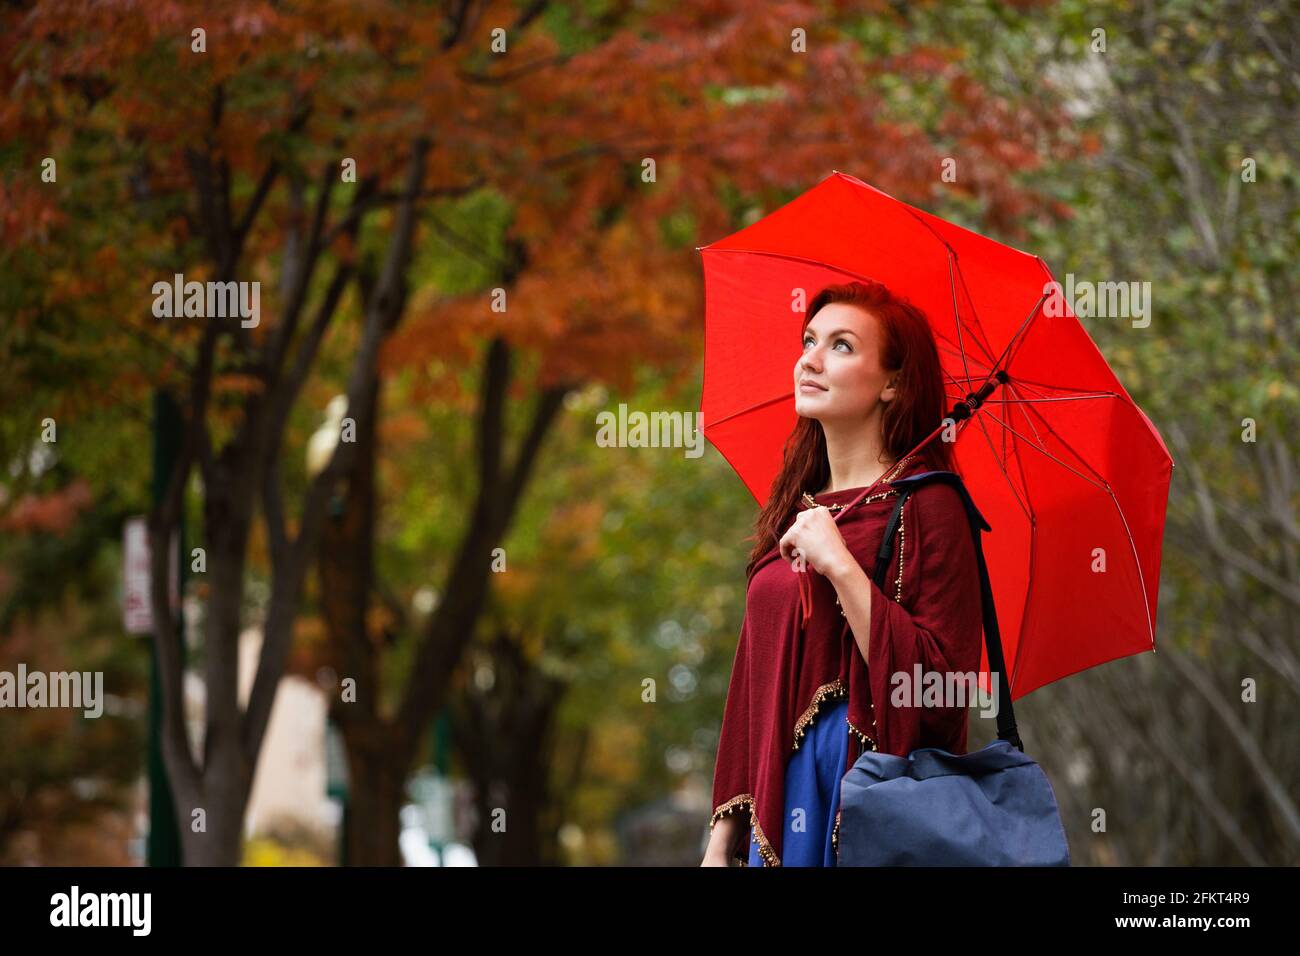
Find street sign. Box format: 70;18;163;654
122;516;179;634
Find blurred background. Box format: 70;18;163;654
0;0;1296;866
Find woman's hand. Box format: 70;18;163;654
779;505;853;579
702;816;744;866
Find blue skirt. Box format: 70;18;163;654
748;696;851;867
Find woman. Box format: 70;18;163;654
700;279;985;867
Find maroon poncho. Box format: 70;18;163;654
709;453;985;865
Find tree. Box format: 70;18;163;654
1;0;1075;864
300;1;1079;864
971;0;1300;864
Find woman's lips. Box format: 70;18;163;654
799;382;828;392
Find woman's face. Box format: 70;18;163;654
793;301;898;422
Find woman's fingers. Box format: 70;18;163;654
781;505;826;564
779;527;798;563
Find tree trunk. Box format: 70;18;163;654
454;628;567;866
177;781;250;866
341;726;407;866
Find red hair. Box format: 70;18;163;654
744;279;956;579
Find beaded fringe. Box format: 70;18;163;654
846;715;878;752
712;716;877;867
893;496;906;601
709;793;778;866
792;680;848;750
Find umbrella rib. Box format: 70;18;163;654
976;411;1108;493
940;362;1123;407
967;401;1037;694
1105;477;1158;648
966;405;1033;523
992;391;1037;501
990;289;1051;377
936;302;1117;411
944;337;1159;666
885;196;1002;370
987;392;1035;512
1004;380;1050;452
935;331;997;374
936;341;995;376
943;257;1004;395
1001;374;1120;400
947;253;974;396
996;383;1054;679
1008;390;1164;642
944;259;1051;392
1012;387;1114;490
975;407;1159;647
840;179;1000;369
976;394;1120;404
702;391;792;430
946;250;1020;371
700;248;855;272
935;367;1101;415
1011;390;1159;648
995;255;1080;376
906;230;1158;660
925;269;993;377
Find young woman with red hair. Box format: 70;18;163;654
701;279;984;866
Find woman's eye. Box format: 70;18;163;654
803;335;851;352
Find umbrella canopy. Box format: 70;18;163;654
698;171;1174;697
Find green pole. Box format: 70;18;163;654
148;390;185;866
340;777;351;867
326;715;350;866
322;493;352;866
433;711;450;774
431;712;451;864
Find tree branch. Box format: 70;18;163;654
396;340;572;756
456;53;571;85
1162;649;1300;845
242;138;430;764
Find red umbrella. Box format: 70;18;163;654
698;171;1174;697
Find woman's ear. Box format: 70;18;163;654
881;372;900;403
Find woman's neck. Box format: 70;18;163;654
818;421;896;493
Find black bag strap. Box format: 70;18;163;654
869;470;1024;752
